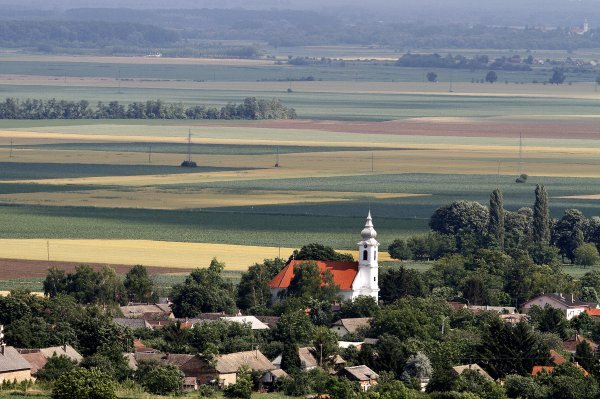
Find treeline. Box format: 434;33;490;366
396;53;532;71
0;20;178;51
0;97;297;120
390;186;600;266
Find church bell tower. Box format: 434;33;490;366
354;211;380;301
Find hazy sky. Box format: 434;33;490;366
1;0;599;26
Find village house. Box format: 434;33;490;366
331;318;372;338
563;334;599;355
452;364;494;381
221;316;270;330
136;350;276;388
119;303;173;319
522;293;592;320
258;368;289;392
338;365;379;391
0;346;32;383
269;212;380;302
18;345;83;375
272;347;345;371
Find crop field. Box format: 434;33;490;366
0;54;598;277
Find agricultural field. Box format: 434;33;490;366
0;53;598;281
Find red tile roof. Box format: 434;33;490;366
532;366;555;376
563;334;599;353
532;364;589;377
550;350;567;365
269;260;358;291
586;308;600;317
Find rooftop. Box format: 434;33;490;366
269;260;358;291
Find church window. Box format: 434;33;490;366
363;250;368;261
374;277;376;282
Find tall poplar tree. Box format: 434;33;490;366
488;189;505;250
532;185;550;244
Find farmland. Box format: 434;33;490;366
0;53;598;279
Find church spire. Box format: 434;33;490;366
361;211;377;240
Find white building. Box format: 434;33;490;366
269;212;380;302
522;293;592;320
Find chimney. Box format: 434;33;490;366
572;293;574;303
63;344;67;352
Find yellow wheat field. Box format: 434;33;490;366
0;239;392;270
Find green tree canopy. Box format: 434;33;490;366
236;258;284;313
52;368;117;399
123;265;157;304
170;258;236;317
290;243;354;262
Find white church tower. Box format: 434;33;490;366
352;211;380;301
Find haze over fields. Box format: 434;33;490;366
1;0;600;25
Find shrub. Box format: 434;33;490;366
575;243;600;266
224;367;252;399
52;368;116;399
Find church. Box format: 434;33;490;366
269;212;380;302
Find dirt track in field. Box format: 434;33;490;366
0;258;189;280
200;118;600;140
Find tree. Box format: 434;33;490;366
287;261;339;303
549;68;566;84
575;243;600;266
485;71;498;83
35;354;77;382
275;308;315;344
430;200;489;237
170;258;236;317
290;243;353;262
52;368;116;399
123;265;157;304
80;343;133;382
236;258;284;312
189;320;254;355
43;268;68;298
488;189;505;250
280;342;302;373
427;72;438;82
139;363;183;396
339;295;380;318
575;341;597;375
404;351;433;380
552;209;587;262
532;185;550;245
379;267;427;304
224;367;252;399
388;239;412;261
312;326;339;368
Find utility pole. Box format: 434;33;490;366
518;132;524;175
275;146;280;167
449;70;454;93
148;145;152;164
117;67;122;94
371;152;374;173
9;139;13;158
187;129;192;163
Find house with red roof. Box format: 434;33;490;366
269;212;380;302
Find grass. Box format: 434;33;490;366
0;85;598;121
0;162;250;180
0;205;427;249
0;389;296;398
9;142;408;156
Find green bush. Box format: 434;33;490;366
575;243;600;266
51;368;116;399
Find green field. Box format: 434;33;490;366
1;84;599;121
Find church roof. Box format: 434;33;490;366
268;260;358;291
